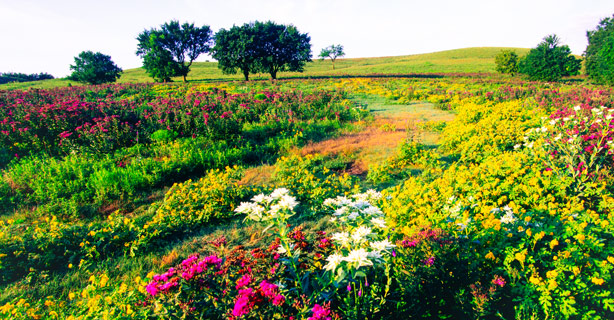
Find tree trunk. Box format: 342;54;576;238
243;70;249;81
332;60;335;70
183;74;187;82
270;70;277;80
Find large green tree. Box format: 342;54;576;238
212;23;260;81
319;44;345;70
68;51;122;85
519;35;581;82
136;21;213;82
212;21;311;80
585;14;614;85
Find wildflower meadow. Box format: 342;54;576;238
1;76;613;319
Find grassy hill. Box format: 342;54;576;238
0;47;530;90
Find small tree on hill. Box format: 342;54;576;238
319;44;345;70
137;21;213;82
68;51;122;85
519;35;581;82
585;14;614;85
494;49;519;75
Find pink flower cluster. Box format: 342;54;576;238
307;303;332;320
231;279;286;317
145;254;222;296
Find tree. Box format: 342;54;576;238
494;49;519;75
585;14;614;85
212;23;260;81
68;51;122;85
519;35;581;82
319;44;345;70
136;21;213;82
254;21;312;80
212;21;312;80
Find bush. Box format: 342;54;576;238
519;35;581;82
495;50;519;75
68;51;122;85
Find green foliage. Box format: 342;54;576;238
68;51;122;85
319;44;345;70
585;14;614;85
519;35;581;82
136;21;213;82
494;49;519;75
0;72;53;85
212;21;312;80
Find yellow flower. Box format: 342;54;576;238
529;275;541;285
69;292;76;301
607;256;614;264
100;274;109;287
546;270;558;279
572;266;580;275
547;280;558;290
549;239;559;250
591;277;605;285
515;252;526;264
485;251;495;260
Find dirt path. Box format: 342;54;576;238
295;97;456;175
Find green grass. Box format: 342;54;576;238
0;47;530;90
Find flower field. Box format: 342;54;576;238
1;77;613;319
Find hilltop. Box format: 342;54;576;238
0;47;530;90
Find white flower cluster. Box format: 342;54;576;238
493;205;517;224
323;190;386;228
235;188;298;222
322;190;395;272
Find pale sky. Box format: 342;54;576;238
1;0;613;77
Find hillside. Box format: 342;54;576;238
0;47;529;90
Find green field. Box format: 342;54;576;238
0;47;529;90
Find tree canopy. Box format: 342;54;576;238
68;51;122;85
585;14;614;85
319;44;345;70
518;35;581;82
136;21;213;82
212;21;311;80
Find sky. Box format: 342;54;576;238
1;0;613;77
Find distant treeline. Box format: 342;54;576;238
0;72;54;84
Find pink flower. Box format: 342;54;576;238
236;274;252;289
308;303;332;320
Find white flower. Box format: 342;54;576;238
514;144;521;149
334;206;348;216
251;194;266;203
500;211;517;224
331;232;351;247
347;211;360;220
270;188;290;199
525;141;534;149
276;244;286;255
370;239;396;252
554;134;562;141
235;202;254;214
277;194;298;211
323;254;344;271
363;205;383;216
573;105;581;111
370;217;387;229
323;198;337;207
351;226;372;244
540;127;548;133
367;250;383;262
342;248;373;268
352;200;371;210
